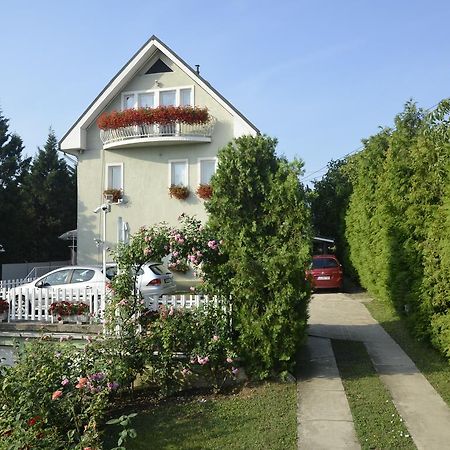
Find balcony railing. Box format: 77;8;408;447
99;120;215;149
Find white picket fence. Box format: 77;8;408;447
0;277;36;290
145;293;216;311
0;286;104;322
0;285;215;323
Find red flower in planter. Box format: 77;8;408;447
97;106;210;130
169;185;190;200
196;184;213;200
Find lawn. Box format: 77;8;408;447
104;382;297;450
332;339;416;450
365;297;450;407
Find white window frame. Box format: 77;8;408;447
121;85;195;110
198;157;217;185
168;159;189;187
105;162;124;191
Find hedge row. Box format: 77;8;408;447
314;99;450;358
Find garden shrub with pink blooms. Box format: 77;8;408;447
144;302;237;395
0;338;124;449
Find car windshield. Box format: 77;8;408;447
312;258;339;269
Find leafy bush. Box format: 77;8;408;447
0;338;120;449
206;135;311;378
144;303;237;394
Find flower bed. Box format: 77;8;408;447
97;106;210;130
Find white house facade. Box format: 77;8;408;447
60;36;258;265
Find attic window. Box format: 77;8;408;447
146;59;173;74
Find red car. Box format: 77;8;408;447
306;255;344;291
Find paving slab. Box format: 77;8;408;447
297;336;360;449
308;293;450;450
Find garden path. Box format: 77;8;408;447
298;292;450;450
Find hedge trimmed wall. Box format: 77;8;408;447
313;99;450;358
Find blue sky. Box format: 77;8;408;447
1;0;449;182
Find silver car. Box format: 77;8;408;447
136;263;176;304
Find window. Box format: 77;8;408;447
39;269;71;287
122;87;193;110
180;88;192;106
71;269;95;283
138;92;154;108
169;160;188;186
199;158;216;185
160;90;176;106
124;93;135;109
106;164;123;190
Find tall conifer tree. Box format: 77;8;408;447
0;110;31;262
24;129;76;261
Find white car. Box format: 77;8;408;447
12;265;114;294
136;263;177;304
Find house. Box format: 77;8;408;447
60;36;258;265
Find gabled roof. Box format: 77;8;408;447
59;35;259;152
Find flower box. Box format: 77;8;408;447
50;301;90;323
169;185;190;200
97;106;210;130
103;188;123;203
196;184;213;200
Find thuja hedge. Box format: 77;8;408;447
329;99;450;358
206;135;312;378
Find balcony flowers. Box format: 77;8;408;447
97;105;210;130
169;184;190;200
196;183;213;200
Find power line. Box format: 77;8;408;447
301;100;445;184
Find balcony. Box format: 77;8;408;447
99;120;215;150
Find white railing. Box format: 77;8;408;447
0;278;36;290
0;287;104;323
100;120;215;146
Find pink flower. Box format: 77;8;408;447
189;286;195;292
181;368;192;377
172;251;179;257
212;335;219;342
207;240;218;250
76;377;88;389
61;378;69;386
232;367;239;375
226;357;233;364
197;355;209;365
51;390;63;400
168;306;174;316
144;248;152;256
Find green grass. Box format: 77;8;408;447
104;382;297;450
365;297;450;407
332;339;416;450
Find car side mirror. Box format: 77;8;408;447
36;281;50;288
